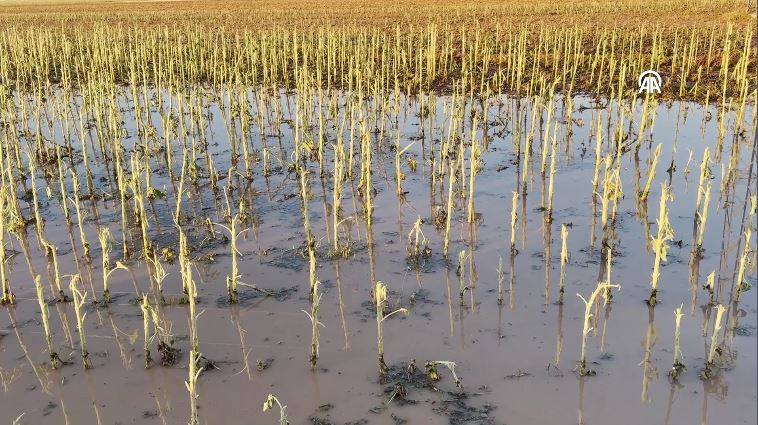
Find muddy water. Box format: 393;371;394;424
0;91;755;425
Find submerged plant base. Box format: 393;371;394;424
575;360;597;377
425;362;440;382
228;288;239;304
604;287;614;303
81;351;92;369
144;350;153;369
646;289;658;307
668;361;686;381
197;355;218;372
699;362;720;381
101;290;112;305
49;352;62;369
310;344;318;369
215;285;297;307
378;353;388;375
378;361;488;423
0;291;16;305
57;290;72;303
736;281;752;294
405;248;432;269
158;341;180;366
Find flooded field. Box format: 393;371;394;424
0;84;755;425
0;1;755;423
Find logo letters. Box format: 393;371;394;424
638;70;662;94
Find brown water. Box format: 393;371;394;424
0;91;755;425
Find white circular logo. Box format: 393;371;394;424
638;70;662;94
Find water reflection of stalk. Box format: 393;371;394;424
663;380;682;425
633;147;642;215
125;264;143;300
496;293;505;344
600;302;612;355
146;358;172;425
509;249;516;310
276;91;288;157
154;393;169;425
520;181;528;251
396;192;405;253
445;269;454;336
666;103;683;184
349;180;362;242
634;151;651;248
83;364;105;424
577;374;586;425
15;230;38;286
554;303;564;365
58;395;72;425
82;252;105;324
0;363;21;392
263;166;273;201
109;313;134;369
720;304;738;367
641;305;657;403
699;305;713;367
334;260;349;350
539;157;547;210
366;222;376;290
319;175;331;246
229;306;252;380
89;399;104;424
467;223;477;310
639;197;652;253
65;220;85;281
243;178;255;230
728;137;756;298
458;299;466;350
688;218;702;313
7;309;50;394
87;173;102;225
54;299;75;350
429;151;436;220
188;161;206;223
542;212;552;306
591;248;608;341
689;277;700;316
713;205;733;302
700;379;709;425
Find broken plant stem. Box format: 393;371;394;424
639;144;662;201
707;304;727;366
140;296;153;368
43;241;70;302
34;274;61;368
510;191;518;253
302;280;324;369
262;394;289;425
375;281;408;374
212;214;247;304
98;228;127;304
648;183;674;306
577;282;619;375
669;303;685;379
425;360;462;388
496;256;504;305
70;274;91;369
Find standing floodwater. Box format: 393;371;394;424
0;3;755;424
